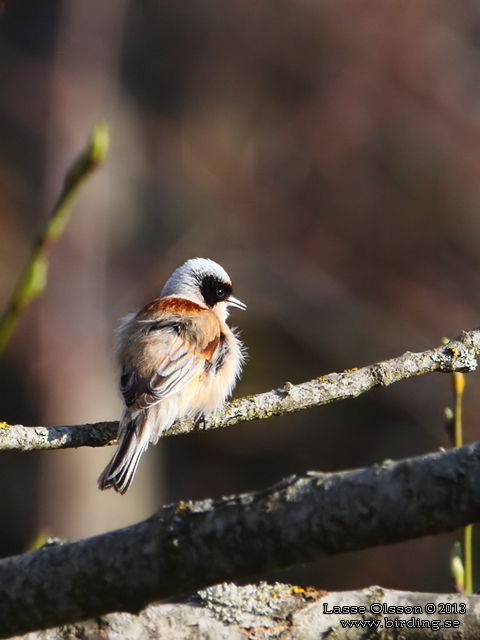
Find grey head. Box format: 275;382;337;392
161;258;246;313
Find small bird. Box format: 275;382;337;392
98;258;246;494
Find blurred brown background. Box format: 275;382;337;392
1;0;480;593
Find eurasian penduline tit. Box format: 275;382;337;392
98;258;246;494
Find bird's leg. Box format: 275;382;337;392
194;413;207;431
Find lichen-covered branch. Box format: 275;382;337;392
2;442;480;638
10;583;480;640
0;421;119;452
1;329;479;451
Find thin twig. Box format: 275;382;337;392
452;371;473;594
0;123;109;357
0;328;479;451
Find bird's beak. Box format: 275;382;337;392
228;296;247;311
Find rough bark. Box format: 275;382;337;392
7;583;480;639
2;442;480;637
1;329;479;451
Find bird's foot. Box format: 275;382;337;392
194;414;207;431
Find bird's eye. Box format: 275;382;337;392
200;275;232;307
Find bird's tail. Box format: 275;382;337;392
98;411;150;494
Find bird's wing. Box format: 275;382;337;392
119;308;220;411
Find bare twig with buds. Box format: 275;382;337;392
0;124;109;357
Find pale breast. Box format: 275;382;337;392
189;323;245;416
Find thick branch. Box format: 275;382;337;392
2;442;480;637
10;583;480;639
1;329;479;451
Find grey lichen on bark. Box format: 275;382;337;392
11;583;480;640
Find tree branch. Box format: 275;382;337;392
0;124;109;358
9;583;479;639
2;442;480;637
1;329;479;451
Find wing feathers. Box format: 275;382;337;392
118;305;220;412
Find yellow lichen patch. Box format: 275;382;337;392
175;501;192;513
0;421;8;429
343;367;358;373
291;587;305;594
